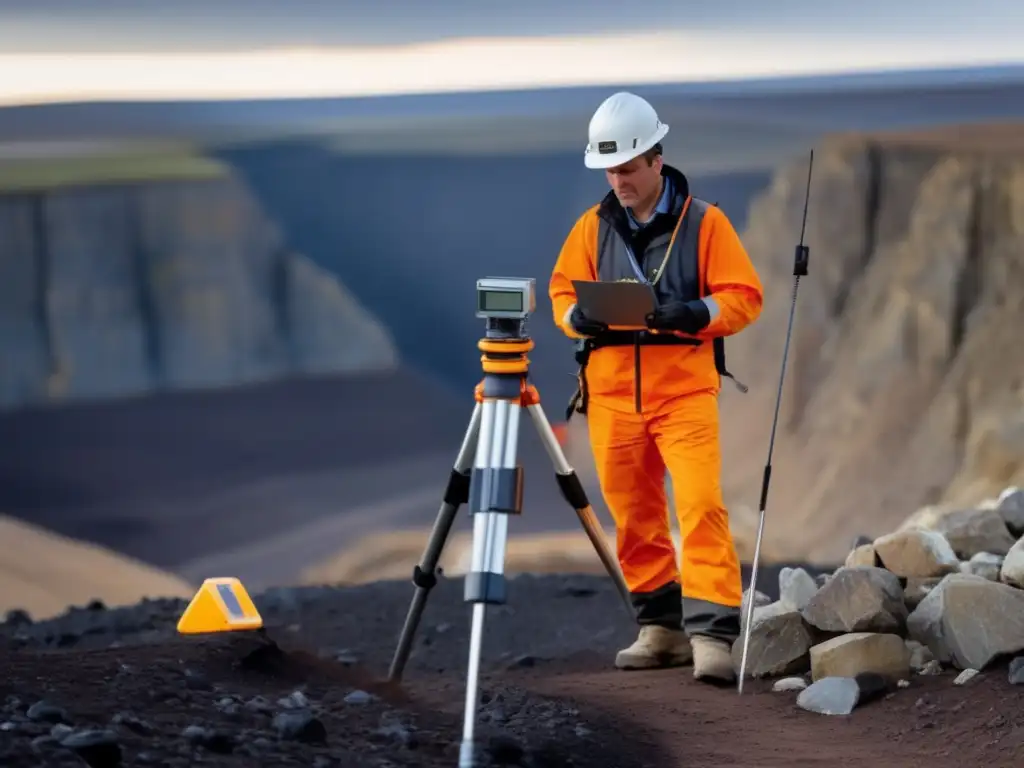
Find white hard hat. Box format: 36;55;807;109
583;92;669;170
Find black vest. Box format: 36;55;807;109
565;169;746;419
596;193;709;303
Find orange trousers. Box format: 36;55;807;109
587;390;742;640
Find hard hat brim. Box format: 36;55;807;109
584;123;670;170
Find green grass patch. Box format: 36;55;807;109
0;148;230;193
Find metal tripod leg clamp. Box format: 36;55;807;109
386;333;634;768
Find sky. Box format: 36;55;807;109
0;1;1021;104
1;1;1021;50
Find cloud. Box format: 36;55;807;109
2;30;1023;106
1;0;1022;52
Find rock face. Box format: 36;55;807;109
998;537;1024;587
795;675;889;716
925;509;1017;558
963;552;1004;581
903;577;942;609
809;632;909;681
732;601;814;679
0;176;397;409
800;566;907;634
721;129;1024;564
796;677;861;716
872;529;960;578
996;487;1024;536
778;566;820;611
906;572;1024;670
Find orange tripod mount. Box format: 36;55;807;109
386;304;633;768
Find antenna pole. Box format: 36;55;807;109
737;149;814;693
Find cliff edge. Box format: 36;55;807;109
0;170;398;409
721;124;1024;564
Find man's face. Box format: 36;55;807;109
605;154;663;208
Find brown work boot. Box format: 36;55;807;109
691;634;736;683
614;625;693;670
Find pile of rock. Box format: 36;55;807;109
736;486;1024;715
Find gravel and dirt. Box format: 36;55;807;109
1;569;1021;768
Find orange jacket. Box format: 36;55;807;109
549;173;763;414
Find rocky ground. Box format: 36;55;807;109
1;535;1022;768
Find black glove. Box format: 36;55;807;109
645;299;711;334
568;305;608;337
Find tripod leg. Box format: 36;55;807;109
525;401;635;619
460;396;522;768
387;402;482;684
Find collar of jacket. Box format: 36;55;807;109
626;174;673;229
597;164;691;226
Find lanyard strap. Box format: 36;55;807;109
623;195;691;286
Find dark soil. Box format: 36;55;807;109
1;571;1022;767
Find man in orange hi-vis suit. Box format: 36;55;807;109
549;91;764;684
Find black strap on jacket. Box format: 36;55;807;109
564;331;747;420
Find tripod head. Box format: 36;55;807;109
476;277;536;377
476;277;535;339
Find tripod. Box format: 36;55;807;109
386;320;634;767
